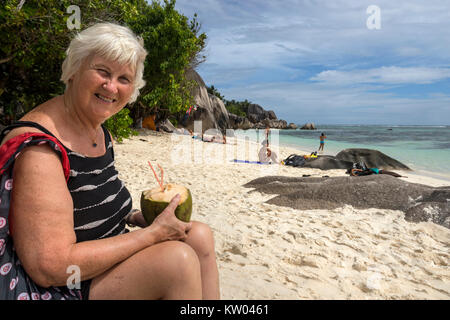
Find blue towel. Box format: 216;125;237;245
232;159;270;165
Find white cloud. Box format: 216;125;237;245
177;0;450;69
311;67;450;85
220;81;450;125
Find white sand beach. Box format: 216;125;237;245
115;130;450;300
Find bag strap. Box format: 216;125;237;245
0;132;70;182
1;121;57;144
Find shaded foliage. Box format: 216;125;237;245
104;107;136;143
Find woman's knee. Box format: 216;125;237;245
89;241;201;300
127;241;202;296
157;241;201;275
186;222;216;258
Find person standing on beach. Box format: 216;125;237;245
265;125;270;147
0;23;219;300
318;132;327;152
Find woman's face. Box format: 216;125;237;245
69;55;135;122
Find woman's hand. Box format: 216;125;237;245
146;194;192;243
126;209;148;228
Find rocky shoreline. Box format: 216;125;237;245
176;69;300;133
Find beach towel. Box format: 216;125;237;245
0;132;84;300
232;159;270;165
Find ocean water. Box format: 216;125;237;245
232;125;450;181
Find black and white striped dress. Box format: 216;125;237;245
0;121;132;299
67;130;131;243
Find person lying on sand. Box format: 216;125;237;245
200;133;214;142
0;23;219;300
211;134;227;144
200;133;227;144
303;151;318;159
349;167;403;177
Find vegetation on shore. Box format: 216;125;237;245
206;85;250;118
0;0;206;141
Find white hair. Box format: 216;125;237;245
61;22;147;103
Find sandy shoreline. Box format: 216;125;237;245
114;130;450;299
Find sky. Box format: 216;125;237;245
174;0;450;125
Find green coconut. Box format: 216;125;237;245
141;184;192;225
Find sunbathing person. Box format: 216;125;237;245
211;134;227;144
0;23;219;300
201;133;214;142
303;151;318;159
350;167;402;177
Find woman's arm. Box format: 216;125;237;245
10;144;190;288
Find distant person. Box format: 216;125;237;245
318;132;327;152
303;151;318;160
265;125;270;147
258;140;278;164
211;133;226;144
349;167;402;178
182;105;197;127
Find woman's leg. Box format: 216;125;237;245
380;170;402;177
88;241;202;300
184;221;220;300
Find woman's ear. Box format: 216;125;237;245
67;75;74;85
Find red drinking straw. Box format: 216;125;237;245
148;161;164;191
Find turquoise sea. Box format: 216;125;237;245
233;125;450;182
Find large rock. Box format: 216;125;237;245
185;69;230;133
251;119;288;129
336;149;411;170
184;69;288;131
267;119;287;129
245;104;287;129
405;202;450;228
228;113;252;130
302;155;353;170
283;149;407;171
243;175;450;229
301;123;316;130
247;104;266;123
267;110;277;120
209;95;230;131
157;119;176;133
247;113;260;124
404;187;450;228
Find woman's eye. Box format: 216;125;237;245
98;69;109;76
120;77;131;83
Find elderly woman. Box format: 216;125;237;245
0;23;219;300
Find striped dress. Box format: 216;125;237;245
0;121;132;300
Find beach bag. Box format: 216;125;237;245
0;131;83;300
283;154;306;167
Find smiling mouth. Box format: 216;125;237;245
95;93;117;103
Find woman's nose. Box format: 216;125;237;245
102;80;119;94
